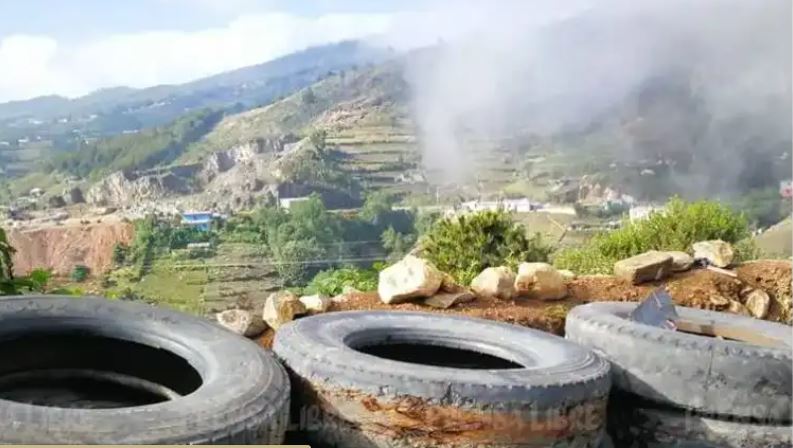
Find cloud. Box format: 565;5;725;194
0;12;394;102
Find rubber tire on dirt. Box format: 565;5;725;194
565;302;792;422
273;310;611;448
0;296;290;444
607;394;793;448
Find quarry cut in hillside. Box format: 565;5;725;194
8;221;134;276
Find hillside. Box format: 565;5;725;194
0;41;390;178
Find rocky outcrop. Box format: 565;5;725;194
87;170;196;206
693;240;735;268
471;266;516;300
378;255;443;304
614;251;673;284
514;262;567;300
216;309;267;337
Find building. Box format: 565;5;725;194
629;205;664;222
279;196;312;210
181;211;223;231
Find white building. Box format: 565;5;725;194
279;196;312;210
629;205;664;222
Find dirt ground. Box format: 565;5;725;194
258;260;792;348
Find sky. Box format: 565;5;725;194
0;0;443;102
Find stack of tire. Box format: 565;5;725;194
0;296;290;444
566;302;792;448
274;311;614;447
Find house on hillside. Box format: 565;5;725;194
181;211;225;231
279;196;312;210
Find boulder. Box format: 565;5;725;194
514;262;567;300
378;255;444;304
692;240;735;268
470;266;516;300
728;300;751;317
439;272;465;293
299;294;332;313
263;292;307;330
666;251;694;272
558;269;577;282
423;291;476;309
744;289;771;319
216;309;267;337
614;251;673;284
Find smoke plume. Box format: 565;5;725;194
396;0;792;196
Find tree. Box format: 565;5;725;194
301;87;317;105
360;191;396;225
309;129;327;153
0;227;51;295
0;227;16;293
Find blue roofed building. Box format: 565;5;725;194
181;211;220;232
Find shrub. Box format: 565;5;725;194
554;197;752;274
420;210;552;285
112;243;129;266
71;265;90;283
304;266;379;296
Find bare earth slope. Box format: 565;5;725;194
8;220;134;276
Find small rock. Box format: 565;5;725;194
744;289;771;319
299;294;331;313
709;295;729;307
470;266;516;300
666;251;694;272
614;251;673;285
378;255;444;304
728;300;751;316
263;292;306;330
216;309;267;337
439;272;465;293
514;262;567;300
423;291;476;309
558;269;577;282
693;240;735;268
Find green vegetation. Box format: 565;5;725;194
45;109;222;179
0;227;51;295
554;197;753;274
304;265;380;296
420;210;552;285
70;265;90;283
732;188;792;228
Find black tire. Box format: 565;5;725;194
0;296;290;444
565;302;792;422
274;310;611;448
607;395;793;448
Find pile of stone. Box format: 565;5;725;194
613;239;736;285
215;290;333;338
378;255;574;308
611;239;771;319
